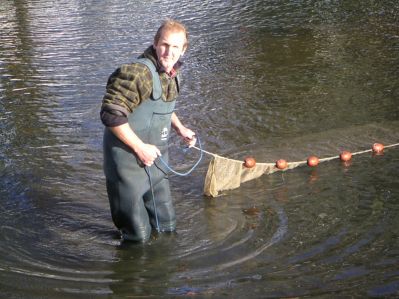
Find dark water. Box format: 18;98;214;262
1;0;399;298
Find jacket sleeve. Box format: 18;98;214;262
100;64;152;126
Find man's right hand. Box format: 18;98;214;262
134;143;161;167
109;123;161;167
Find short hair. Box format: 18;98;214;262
154;19;188;48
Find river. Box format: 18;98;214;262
1;0;399;298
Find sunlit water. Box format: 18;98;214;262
1;1;399;298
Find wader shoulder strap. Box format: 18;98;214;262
175;73;181;94
135;58;162;101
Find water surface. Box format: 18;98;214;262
1;0;398;298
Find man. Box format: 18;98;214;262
101;20;196;242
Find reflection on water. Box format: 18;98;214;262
1;0;399;297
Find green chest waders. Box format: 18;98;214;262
103;58;177;242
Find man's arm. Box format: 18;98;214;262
171;112;196;147
108;123;161;167
102;64;158;166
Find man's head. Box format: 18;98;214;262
153;19;188;73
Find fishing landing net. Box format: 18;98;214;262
191;123;399;197
200;145;399;197
201;151;298;197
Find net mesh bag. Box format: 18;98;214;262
203;154;304;197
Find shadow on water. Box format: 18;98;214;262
1;0;399;298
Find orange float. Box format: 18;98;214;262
276;159;288;170
243;156;256;168
340;151;352;162
372;143;384;154
307;155;319;167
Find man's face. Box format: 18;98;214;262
154;30;186;73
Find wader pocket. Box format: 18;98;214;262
148;112;173;146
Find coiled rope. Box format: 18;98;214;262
147;135;204;232
157;135;204;176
